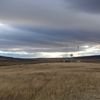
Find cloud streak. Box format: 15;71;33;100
0;0;100;58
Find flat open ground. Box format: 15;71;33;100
0;62;100;100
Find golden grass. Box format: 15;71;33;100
0;63;100;100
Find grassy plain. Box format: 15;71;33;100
0;62;100;100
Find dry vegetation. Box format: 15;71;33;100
0;62;100;100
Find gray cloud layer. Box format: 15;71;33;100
67;0;100;13
0;25;99;52
0;0;100;57
0;0;100;30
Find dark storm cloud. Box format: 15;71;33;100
66;0;100;13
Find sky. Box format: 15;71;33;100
0;0;100;58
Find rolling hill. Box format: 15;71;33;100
0;55;100;66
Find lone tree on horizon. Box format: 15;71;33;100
70;53;73;62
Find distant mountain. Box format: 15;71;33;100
0;55;100;66
0;56;15;60
76;55;100;59
0;56;36;66
74;55;100;63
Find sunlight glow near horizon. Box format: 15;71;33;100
0;44;100;58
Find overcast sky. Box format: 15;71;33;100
0;0;100;58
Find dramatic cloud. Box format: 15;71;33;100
0;24;100;50
0;0;100;58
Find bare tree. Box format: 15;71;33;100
70;53;73;62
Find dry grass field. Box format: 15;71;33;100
0;62;100;100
